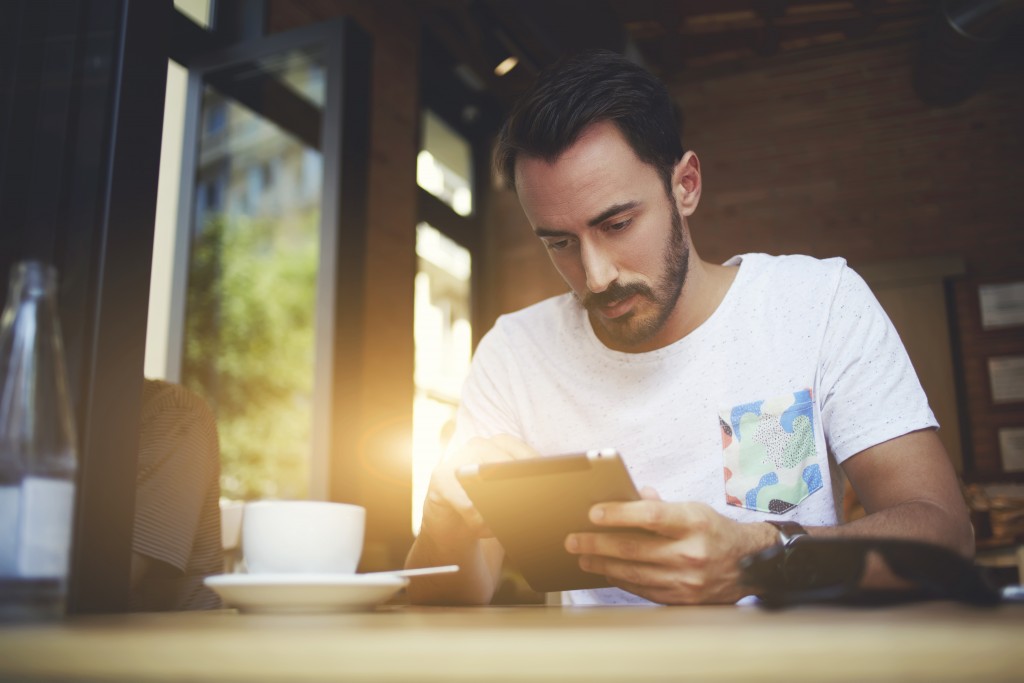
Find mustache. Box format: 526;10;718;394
581;281;654;311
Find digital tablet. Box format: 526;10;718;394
455;448;644;593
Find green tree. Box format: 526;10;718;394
183;211;318;500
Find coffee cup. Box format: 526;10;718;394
241;500;365;575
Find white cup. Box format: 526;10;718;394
241;500;365;575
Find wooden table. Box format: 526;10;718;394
1;602;1022;682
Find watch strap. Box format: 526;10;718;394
766;520;808;547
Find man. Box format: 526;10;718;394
406;50;972;606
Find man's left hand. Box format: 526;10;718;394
564;488;775;604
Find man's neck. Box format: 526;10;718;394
596;256;737;353
670;257;739;341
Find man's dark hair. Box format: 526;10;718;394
494;49;684;193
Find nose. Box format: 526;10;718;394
580;240;618;294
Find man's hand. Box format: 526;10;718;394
420;434;539;542
408;434;539;605
564;488;775;604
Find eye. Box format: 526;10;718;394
606;218;632;232
546;239;571;252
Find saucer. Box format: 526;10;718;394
204;573;409;614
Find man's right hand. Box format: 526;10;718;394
420;433;540;542
407;434;539;605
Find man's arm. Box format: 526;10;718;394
813;427;974;553
405;518;504;605
564;428;972;604
405;434;538;605
760;428;973;590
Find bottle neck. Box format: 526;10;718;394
7;261;58;303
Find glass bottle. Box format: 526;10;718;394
0;261;78;620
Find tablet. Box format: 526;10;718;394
456;448;644;593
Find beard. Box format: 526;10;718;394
579;202;690;349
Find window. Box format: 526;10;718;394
412;223;473;533
410;66;491;532
183;52;325;500
146;19;372;504
417;110;474;217
175;0;213;29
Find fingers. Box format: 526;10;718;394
422;482;492;539
566;530;708;568
422;434;538;540
577;555;707;603
577;554;683;586
607;577;740;606
567;502;761;605
568;541;713;605
565;530;745;605
588;499;709;538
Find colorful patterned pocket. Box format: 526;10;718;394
720;388;822;514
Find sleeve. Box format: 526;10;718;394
133;383;221;573
817;264;938;463
444;320;523;458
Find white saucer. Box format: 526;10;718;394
204;573;409;614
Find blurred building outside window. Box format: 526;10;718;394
174;0;212;29
145;41;329;505
417;110;474;217
412;108;476;534
412;223;472;535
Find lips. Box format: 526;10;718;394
599;293;639;319
583;282;651;319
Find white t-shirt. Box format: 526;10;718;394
449;253;937;605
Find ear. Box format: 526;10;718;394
671;151;702;217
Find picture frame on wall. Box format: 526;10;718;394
949;277;1024;481
978;281;1024;330
988;355;1024;405
999;427;1024;473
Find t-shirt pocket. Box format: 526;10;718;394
720;388;822;514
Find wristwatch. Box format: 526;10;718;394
765;520;809;548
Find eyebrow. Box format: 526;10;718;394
533;201;641;238
586;201;639;227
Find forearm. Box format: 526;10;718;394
778;499;975;591
405;524;502;605
818;430;976;586
742;497;973;562
812;498;975;556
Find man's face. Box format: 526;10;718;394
515;122;691;352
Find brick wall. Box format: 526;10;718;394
679;37;1023;276
491;36;1024;317
487;35;1024;480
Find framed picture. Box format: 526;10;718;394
988;355;1024;404
979;281;1024;330
999;428;1024;473
949;278;1024;480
